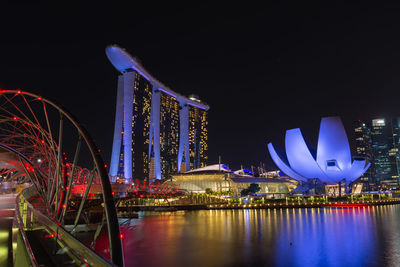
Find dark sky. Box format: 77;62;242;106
1;4;400;170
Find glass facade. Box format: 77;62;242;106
354;120;373;187
108;46;209;181
200;109;208;168
371;119;394;187
113;73;209;180
159;92;180;177
390;117;400;185
354;118;400;189
117;71;152;180
189;106;208;170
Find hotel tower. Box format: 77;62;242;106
106;45;209;182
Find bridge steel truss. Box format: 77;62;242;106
0;90;123;266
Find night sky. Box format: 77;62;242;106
1;4;400;171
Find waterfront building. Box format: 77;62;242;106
371;119;395;187
324;183;363;196
159;92;180;177
165;164;296;196
106;45;209;182
353;120;373;188
259;170;282;177
188;100;208;169
268;117;370;189
353;118;400;189
390;117;400;185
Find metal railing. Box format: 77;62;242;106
14;187;116;266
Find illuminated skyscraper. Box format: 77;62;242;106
354;118;400;189
371;119;394;187
159;91;180;177
109;70;152;181
106;45;209;182
389;117;400;185
188;103;208;169
353;120;373;188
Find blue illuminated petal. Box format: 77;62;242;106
267;143;307;181
267;116;370;185
285;128;331;181
316;117;352;173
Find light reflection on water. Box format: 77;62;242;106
96;206;400;267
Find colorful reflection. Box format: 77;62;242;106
96;206;400;266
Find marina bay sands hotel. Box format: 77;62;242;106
106;45;209;182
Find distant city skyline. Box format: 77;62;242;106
354;117;400;189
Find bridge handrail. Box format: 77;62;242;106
14;194;39;266
0;90;123;266
17;187;116;266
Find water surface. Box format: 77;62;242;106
98;205;400;266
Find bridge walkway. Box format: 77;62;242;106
0;194;16;267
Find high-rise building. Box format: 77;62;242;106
371;119;394;187
389;117;400;185
353;120;373;187
110;70;152;181
159;91;180;177
354;118;400;189
106;45;210;182
188;102;208;170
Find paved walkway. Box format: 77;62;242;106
0;194;16;267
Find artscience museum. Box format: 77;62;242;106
267;117;370;190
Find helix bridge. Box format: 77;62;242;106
0;90;123;266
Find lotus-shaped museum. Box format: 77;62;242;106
267;117;370;184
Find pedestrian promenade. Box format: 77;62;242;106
0;194;16;267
